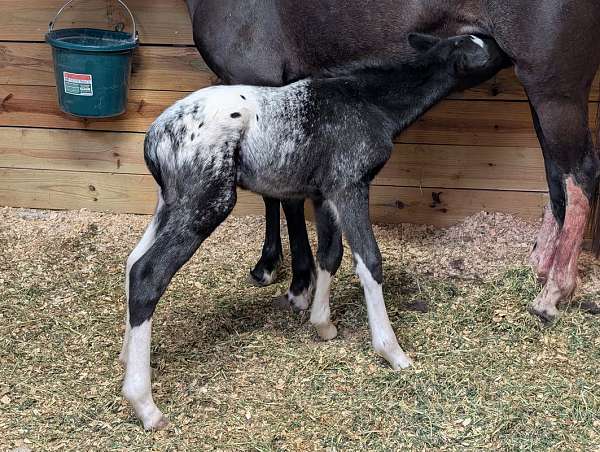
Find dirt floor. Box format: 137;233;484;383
0;207;599;450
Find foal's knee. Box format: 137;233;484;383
317;237;343;275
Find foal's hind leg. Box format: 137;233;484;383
119;192;165;365
309;200;343;340
333;188;412;369
524;94;599;322
122;188;236;430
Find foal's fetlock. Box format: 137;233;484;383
278;287;312;311
249;254;282;287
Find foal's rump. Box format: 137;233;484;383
143;85;256;193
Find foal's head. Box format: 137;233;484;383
408;33;510;83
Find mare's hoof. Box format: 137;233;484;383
578;300;600;315
528;301;558;325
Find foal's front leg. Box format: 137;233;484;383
249;197;283;286
334;189;413;370
279;199;316;311
309;200;343;339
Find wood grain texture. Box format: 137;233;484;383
448;69;600;101
0;127;146;173
0;0;193;45
0;168;264;217
0;128;548;192
379;143;546;191
2;43;599;101
0;168;547;225
0;84;178;132
2;85;596;147
368;185;547;226
0;43;215;91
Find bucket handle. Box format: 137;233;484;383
48;0;138;41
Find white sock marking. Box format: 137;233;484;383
310;268;337;340
286;288;311;311
354;254;412;369
122;320;166;429
120;191;163;363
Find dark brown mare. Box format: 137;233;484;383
185;0;600;322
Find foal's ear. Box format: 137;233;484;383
408;33;441;53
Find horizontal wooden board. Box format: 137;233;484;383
0;84;178;132
0;128;548;192
448;69;600;101
0;127;146;173
0;0;193;45
0;168;264;217
368;185;547;226
1;85;596;147
2;43;600;101
0;168;547;226
0;43;215;92
378;144;546;191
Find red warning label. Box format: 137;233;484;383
63;72;93;96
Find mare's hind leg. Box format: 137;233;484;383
528;106;560;283
524;92;599;322
309;200;343;340
122;187;236;430
333;188;412;369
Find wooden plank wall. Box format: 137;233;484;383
1;0;598;226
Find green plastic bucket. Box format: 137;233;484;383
45;0;138;118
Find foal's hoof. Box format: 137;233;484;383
143;413;170;431
315;322;338;341
287;289;311;311
248;267;278;287
375;345;413;370
389;354;413;370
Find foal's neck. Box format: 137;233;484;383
346;57;458;134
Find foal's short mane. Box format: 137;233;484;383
314;54;430;80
